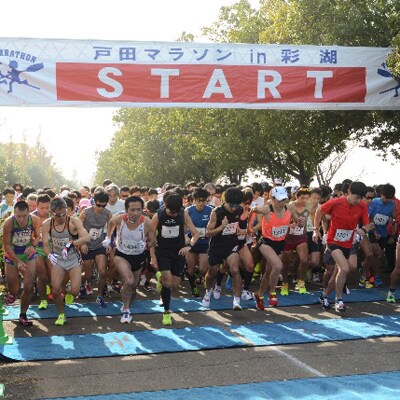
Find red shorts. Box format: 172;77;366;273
284;239;307;252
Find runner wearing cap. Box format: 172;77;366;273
250;186;304;310
313;182;372;312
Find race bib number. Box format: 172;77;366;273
334;229;353;242
222;222;238;236
289;226;304;236
12;235;30;247
374;213;389;226
89;228;103;241
272;226;288;239
120;240;146;255
161;225;179;239
52;237;70;249
196;227;206;238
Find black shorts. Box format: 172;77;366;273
208;245;239;267
258;237;285;255
307;231;322;253
156;250;185;277
369;234;389;249
190;242;209;255
115;249;146;272
81;246;107;261
326;243;351;259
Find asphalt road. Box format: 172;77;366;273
1;276;399;399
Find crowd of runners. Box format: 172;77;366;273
0;178;399;327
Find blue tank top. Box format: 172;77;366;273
369;198;394;237
187;205;212;245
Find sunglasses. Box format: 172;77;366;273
95;203;107;208
53;212;66;218
365;196;374;200
228;203;241;209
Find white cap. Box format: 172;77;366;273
271;186;288;201
60;190;69;198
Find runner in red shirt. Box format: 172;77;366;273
313;182;372;312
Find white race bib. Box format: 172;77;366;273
161;225;179;239
334;229;353;242
272;225;288;239
374;213;389;226
89;227;103;241
289;226;304;236
222;222;238;236
120;239;146;255
12;235;30;247
196;227;206;238
52;237;70;250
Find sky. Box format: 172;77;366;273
0;0;399;191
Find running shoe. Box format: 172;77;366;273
343;283;351;295
139;274;146;286
120;311;132;324
46;284;51;296
96;296;107;308
387;291;396;303
85;283;93;295
359;278;374;289
280;283;289;296
5;294;16;305
373;276;384;287
255;292;265;311
233;298;242;311
225;276;232;291
202;294;211;309
38;300;48;310
335;299;346;312
19;315;33;326
55;313;66;326
319;295;331;310
213;285;221;300
156;271;162;293
241;290;255;301
79;285;86;297
65;294;74;305
312;273;321;283
269;292;278;307
191;287;200;297
162;312;172;325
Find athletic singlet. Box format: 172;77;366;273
261;205;291;242
209;205;242;253
285;202;308;244
116;215;147;256
156;208;185;252
187;204;212;245
50;216;81;270
369;198;395;237
83;206;111;250
8;215;34;255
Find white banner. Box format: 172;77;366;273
0;37;399;110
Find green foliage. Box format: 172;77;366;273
95;0;400;186
387;33;400;79
0;136;77;190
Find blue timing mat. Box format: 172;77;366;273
0;325;244;362
230;314;400;346
1;314;399;362
42;370;400;400
2;288;388;321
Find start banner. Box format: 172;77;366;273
0;37;399;110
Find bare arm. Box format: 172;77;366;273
206;210;227;238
